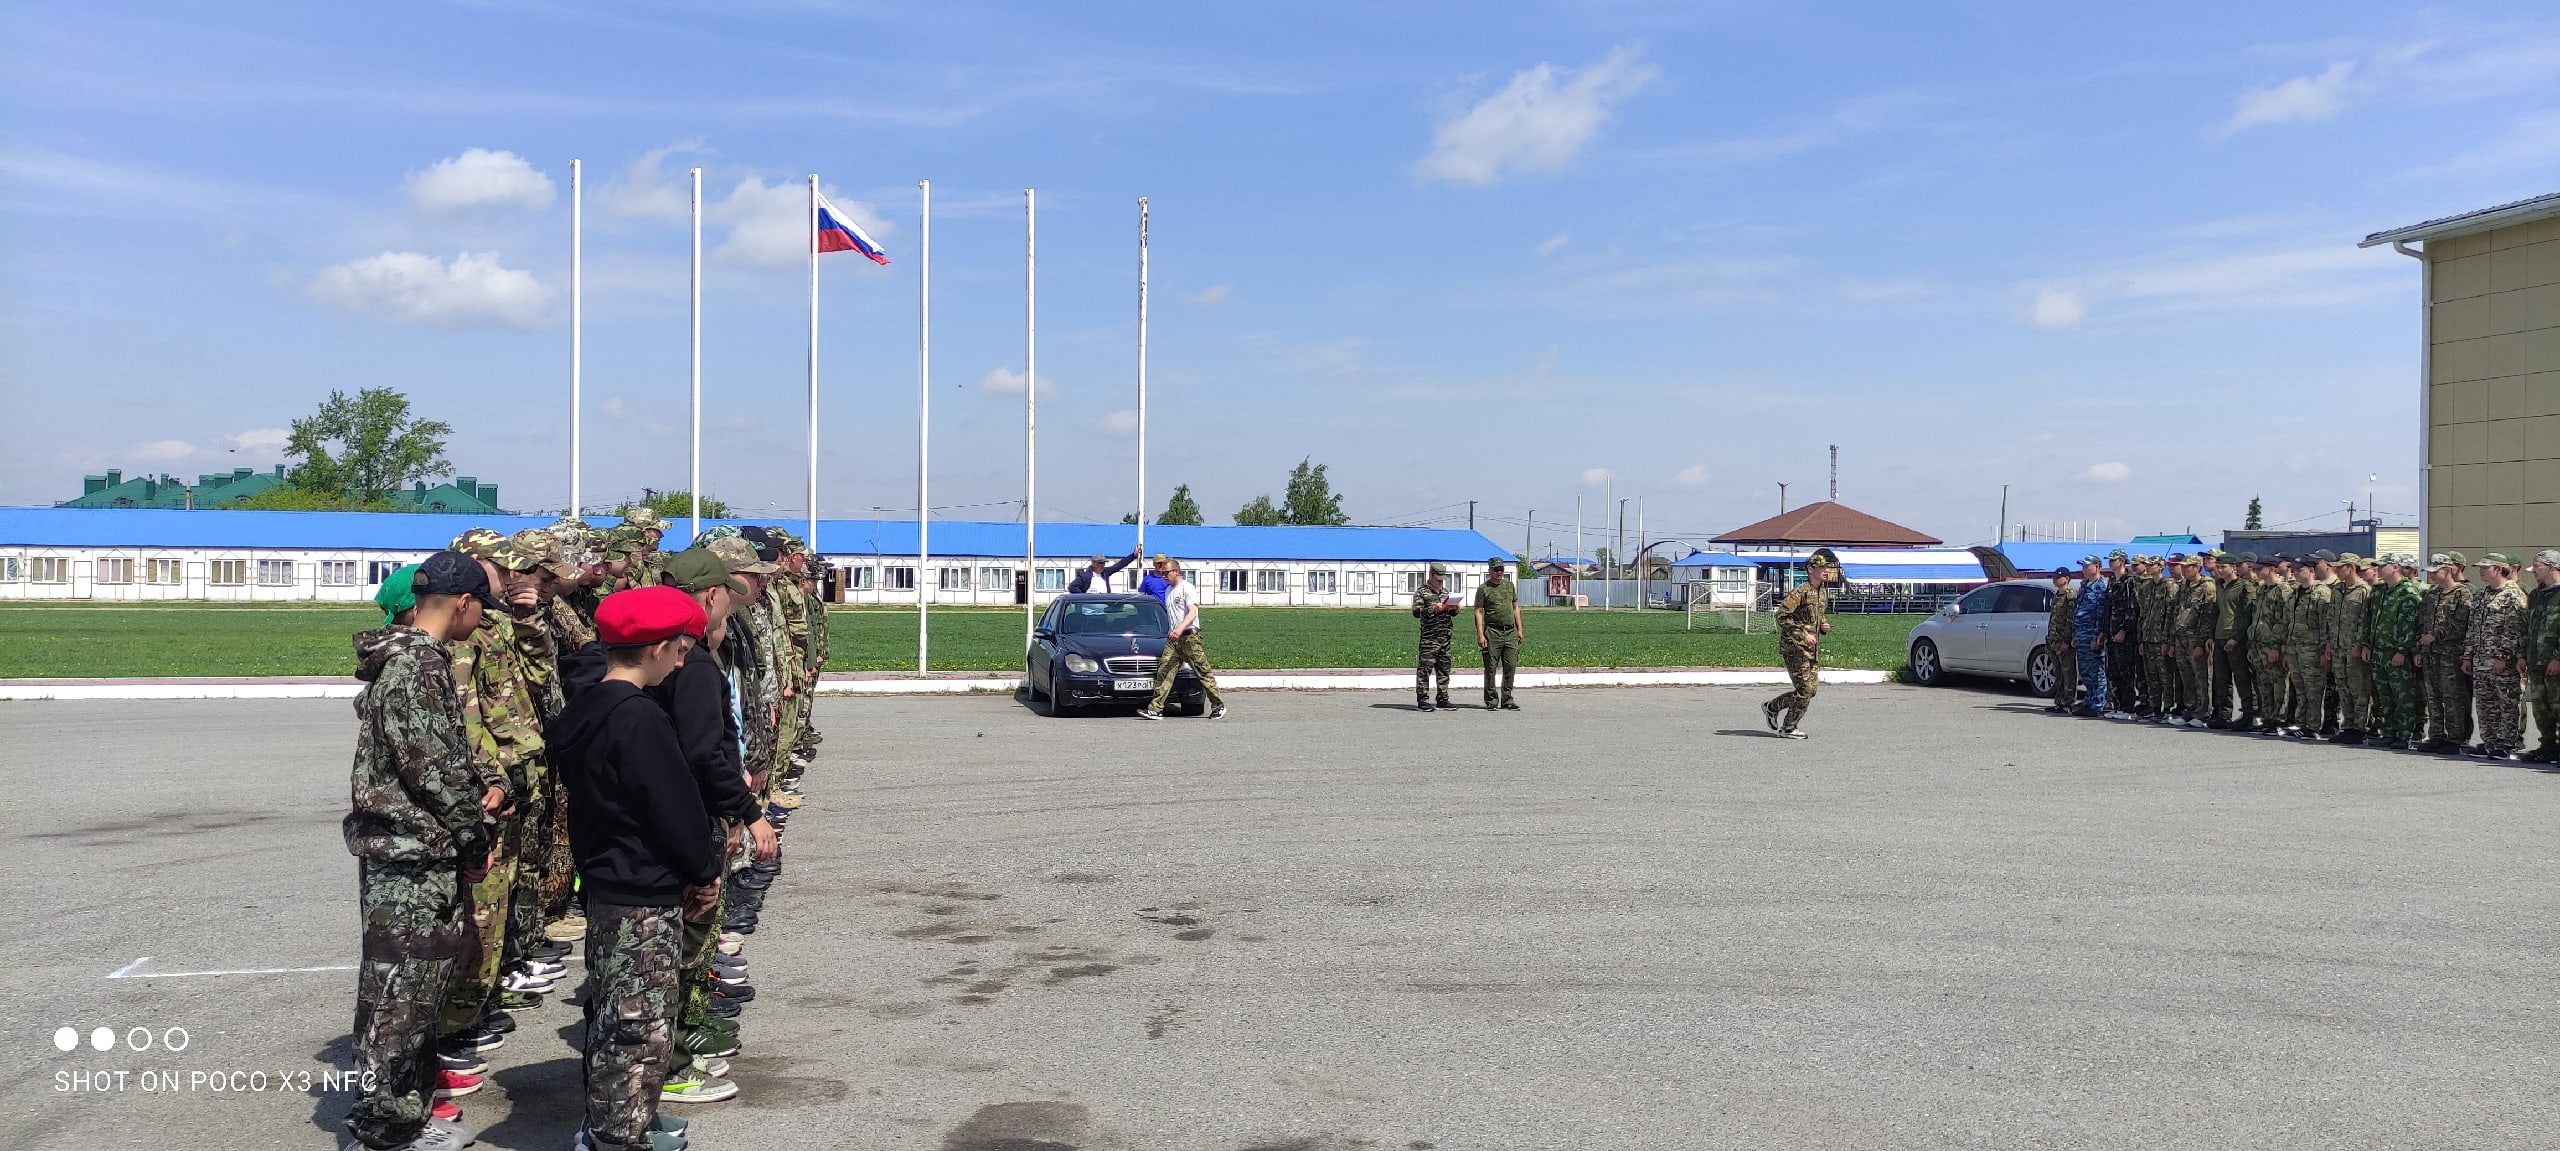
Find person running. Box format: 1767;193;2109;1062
1760;549;1839;738
1138;560;1225;721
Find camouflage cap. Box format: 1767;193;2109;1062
704;536;781;575
599;526;653;557
2079;554;2104;567
2430;550;2466;569
2535;548;2560;567
697;524;742;543
450;526;508;560
2337;551;2364;566
504;528;583;579
545;517;601;566
2478;551;2518;568
1806;547;1840;568
2174;553;2200;566
483;534;542;575
1428;562;1449;576
622;506;668;531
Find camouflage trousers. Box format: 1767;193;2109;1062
2180;644;2213;720
503;767;553;971
2373;659;2419;741
2282;650;2325;727
1480;632;1519;707
438;809;521;1035
348;861;464;1149
674;825;736;1069
2423;658;2474;744
2073;637;2107;710
582;900;683;1148
1147;633;1225;712
2106;642;2141;711
2331;658;2373;733
540;773;578;921
772;687;812;782
2530;671;2557;752
2251;648;2287;723
2142;644;2174;713
2476;667;2524;753
2213;642;2254;722
1417;629;1453;704
2051;631;2078;707
1769;645;1818;729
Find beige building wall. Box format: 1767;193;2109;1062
2427;215;2560;561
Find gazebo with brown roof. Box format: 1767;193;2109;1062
1710;501;1941;549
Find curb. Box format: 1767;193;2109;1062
0;668;1890;701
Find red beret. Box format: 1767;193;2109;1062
596;584;707;646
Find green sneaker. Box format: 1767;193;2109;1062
659;1071;738;1104
679;1026;739;1059
494;989;544;1011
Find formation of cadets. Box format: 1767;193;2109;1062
2048;547;2560;761
342;505;832;1151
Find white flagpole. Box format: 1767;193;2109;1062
1136;196;1149;555
1024;187;1037;647
806;174;821;555
689;166;702;538
917;179;932;673
569;158;582;518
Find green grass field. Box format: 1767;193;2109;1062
0;603;1921;679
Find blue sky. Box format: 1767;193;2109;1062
5;2;2555;552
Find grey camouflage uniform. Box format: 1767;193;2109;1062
2468;578;2529;753
582;900;684;1148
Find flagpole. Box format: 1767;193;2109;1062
917;179;932;673
806;174;820;556
569;158;582;519
1136;196;1148;555
1024;187;1037;648
689;166;702;538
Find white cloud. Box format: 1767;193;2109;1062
308;251;553;327
2022;287;2086;329
713;177;892;268
1535;232;1571;256
1673;465;1711;487
118;428;291;470
598;139;707;221
1101;409;1138;435
1580;467;1614;486
976;367;1055;396
1416;46;1658;186
2410;107;2560;179
2083;461;2132;483
406;148;556;213
1189;284;1232;305
2219;62;2356;135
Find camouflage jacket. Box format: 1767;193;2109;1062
2421;582;2472;662
2172;577;2218;644
806;587;831;670
1414;582;1458;641
2137;577;2174;642
449;609;544;796
2249;578;2292;650
345;626;492;865
2283;580;2333;651
2466;582;2528;665
511;605;566;721
2367;580;2422;657
2328;580;2372;652
2214;577;2252;642
727;599;782;768
1776;582;1827;656
548;590;599;651
2045;583;2076;642
2527;581;2560;668
773;581;812;691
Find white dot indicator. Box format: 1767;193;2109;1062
89;1027;114;1052
53;1027;77;1052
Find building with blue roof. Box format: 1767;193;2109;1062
0;507;1513;607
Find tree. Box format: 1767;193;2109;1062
1158;484;1205;526
283;387;453;499
619;490;731;520
232;486;396;512
1233;494;1283;526
1279;457;1349;526
2244;496;2263;531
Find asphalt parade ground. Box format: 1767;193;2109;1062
7;685;2557;1150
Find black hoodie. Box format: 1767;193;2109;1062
565;640;755;828
546;679;720;906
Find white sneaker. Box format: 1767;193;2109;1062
515;959;566;978
1777;729;1809;740
500;969;558;993
2104;710;2134;721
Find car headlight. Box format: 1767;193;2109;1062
1063;654;1099;673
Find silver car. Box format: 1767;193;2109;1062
1904;579;2059;694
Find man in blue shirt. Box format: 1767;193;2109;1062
2071;555;2110;717
1136;554;1171;602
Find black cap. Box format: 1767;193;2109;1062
416;549;503;609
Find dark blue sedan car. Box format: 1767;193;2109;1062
1025;594;1205;715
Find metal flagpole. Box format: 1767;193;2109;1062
1605;474;1614;611
1024;188;1037;647
1574;495;1582;612
689;166;702;538
1136;197;1148;555
1636;497;1646;612
917;180;931;673
569;158;582;518
805;174;821;554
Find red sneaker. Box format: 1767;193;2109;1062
431;1099;462;1122
433;1069;484;1098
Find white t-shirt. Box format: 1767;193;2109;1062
1164;580;1200;635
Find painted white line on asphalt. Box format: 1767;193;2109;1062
107;957;357;979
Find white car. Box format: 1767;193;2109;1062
1904;579;2059;694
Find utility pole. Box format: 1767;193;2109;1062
1467;500;1476;532
1777;482;1789;514
1997;484;2008;549
1829;444;1838;501
1616;497;1629;608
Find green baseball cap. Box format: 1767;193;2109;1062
660;547;748;596
373;563;423;623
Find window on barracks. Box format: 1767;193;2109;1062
885;566;917;590
842;566;875;590
1220;569;1250;593
939;567;971;591
1035;568;1066;591
33;557;68;583
1348;571;1375;594
1255;569;1287;593
96;557;133;584
321;561;359;586
209;560;246;586
980;566;1011;591
257;559;295;586
145;559;182;585
1306;570;1337;594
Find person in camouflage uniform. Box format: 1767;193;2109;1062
2102;551;2142;716
781;529;829;784
2524;549;2560;763
2280;557;2334;738
2327;554;2375;744
2046;568;2078;712
1760;549;1836;738
439;528;551;1038
2212;553;2258;728
545;517;604;650
2465;553;2530;758
1413;563;1460;709
2418;552;2474;753
2246;558;2294;733
2170;555;2217;727
2367;554;2424;749
496;530;583;982
2136;557;2176;720
344;553;501;1151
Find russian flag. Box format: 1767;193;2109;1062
815;190;890;265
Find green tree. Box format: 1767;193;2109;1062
231;486;396;512
2244;496;2263;530
618;489;731;520
1233;494;1283;526
1279;457;1349;526
1158;483;1205;526
283;388;454;499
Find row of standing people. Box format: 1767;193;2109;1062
2047;547;2560;761
343;507;833;1151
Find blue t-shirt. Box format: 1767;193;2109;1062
1137;572;1170;602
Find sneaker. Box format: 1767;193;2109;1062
572;1130;684;1151
660;1072;740;1104
1777;729;1809;740
1762;699;1784;731
709;968;748;987
494;989;545;1010
710;980;755;1002
501;969;559;994
680;1027;740;1059
1415;702;1435;712
716;938;744;957
1500;702;1521;711
544;916;587;943
435;1044;489;1075
1209;704;1227;719
1434;699;1454;710
2104;710;2134;721
516;958;566;977
475;1009;515;1035
433;1070;484;1099
770;791;804;810
691;1016;740;1045
1136;709;1163;721
706;997;742;1019
697;1056;730;1078
450;1025;505;1052
430;1099;463;1124
346;1122;474;1151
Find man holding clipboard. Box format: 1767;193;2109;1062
1412;563;1462;710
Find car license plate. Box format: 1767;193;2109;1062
1112;677;1152;692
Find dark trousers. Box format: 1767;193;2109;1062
1480;632;1519;706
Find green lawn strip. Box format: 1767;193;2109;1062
0;604;1923;679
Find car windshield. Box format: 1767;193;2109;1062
1057;600;1168;635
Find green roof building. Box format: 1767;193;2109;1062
388;476;504;515
191;466;288;508
60;469;192;509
